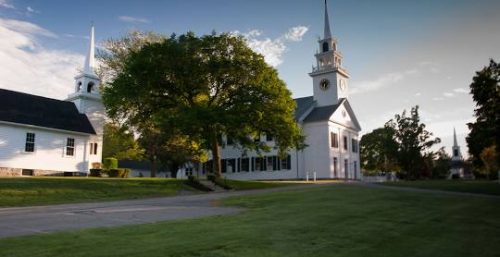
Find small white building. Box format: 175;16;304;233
0;26;105;176
193;1;362;180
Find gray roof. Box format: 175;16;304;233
0;89;96;134
293;96;314;120
302;102;342;123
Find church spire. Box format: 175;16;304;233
83;24;96;76
453;128;458;147
324;0;332;39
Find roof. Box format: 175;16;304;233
293;96;315;120
302;102;342;123
0;89;96;134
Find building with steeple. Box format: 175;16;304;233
449;128;465;179
183;0;362;180
0;25;104;176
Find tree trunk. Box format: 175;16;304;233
151;156;157;178
212;137;222;178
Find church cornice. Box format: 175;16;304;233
309;67;350;78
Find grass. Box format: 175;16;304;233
1;184;499;257
381;180;500;196
0;177;293;207
0;177;189;207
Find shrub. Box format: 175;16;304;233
103;158;118;169
89;169;103;177
106;168;130;178
207;174;216;182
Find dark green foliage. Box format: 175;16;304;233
89;169;103;177
103;32;304;178
105;168;130;178
360;127;399;174
466;59;500;170
103;158;118;169
431;149;451;179
385;106;441;179
102;123;144;160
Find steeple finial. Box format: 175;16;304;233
83;24;96;76
453;128;458;146
324;0;332;39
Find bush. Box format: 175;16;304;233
103;158;118;169
89;169;103;177
207;174;216;182
106;168;130;178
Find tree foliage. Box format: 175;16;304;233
102;123;144;160
385;106;441;179
466;59;500;170
360;127;399;174
102;32;303;177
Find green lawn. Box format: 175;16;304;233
0;177;189;207
382;180;500;196
1;184;499;257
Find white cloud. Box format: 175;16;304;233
443;92;454;98
0;0;14;9
432;97;444;101
284;26;309;42
0;18;83;99
235;25;309;67
415;92;422;96
118;16;150;24
453;87;469;94
351;68;418;95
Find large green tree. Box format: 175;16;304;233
385;106;441;179
360;127;399;174
103;32;303;177
466;59;500;170
102;123;144;160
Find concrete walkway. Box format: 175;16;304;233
0;183;328;239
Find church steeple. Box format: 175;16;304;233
324;0;332;39
453;128;458;147
83;24;96;76
451;128;462;160
309;1;350;107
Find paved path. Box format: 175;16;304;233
0;184;327;239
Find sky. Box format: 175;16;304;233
1;0;499;157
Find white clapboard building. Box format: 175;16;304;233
0;26;105;176
184;1;362;180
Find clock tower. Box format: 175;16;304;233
309;0;350;107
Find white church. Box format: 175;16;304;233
0;26;105;176
186;1;362;180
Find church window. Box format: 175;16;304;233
343;136;348;150
77;81;82;91
25;133;35;152
87;82;95;93
330;132;339;148
352;139;358;153
280;155;292;170
90;143;98;155
241;158;250;172
322;42;329;52
453;149;458;157
66;138;75;156
266;134;273;141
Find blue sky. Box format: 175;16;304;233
1;0;500;156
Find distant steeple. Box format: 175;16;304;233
453;127;458;147
83;24;96;76
324;0;332;39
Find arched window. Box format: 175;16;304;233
77;81;82;91
322;42;329;52
87;82;95;93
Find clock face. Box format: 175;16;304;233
320;79;330;91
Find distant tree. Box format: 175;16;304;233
466;59;500;170
360;127;399;174
385;106;441;179
102;123;144;160
103;32;304;177
431;148;451;179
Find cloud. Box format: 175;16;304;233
351;68;418;95
234;25;309;67
432;97;444;101
415;92;422;96
284;26;308;42
0;17;84;99
118;16;150;24
453;87;469;94
0;0;14;9
443;92;454;98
